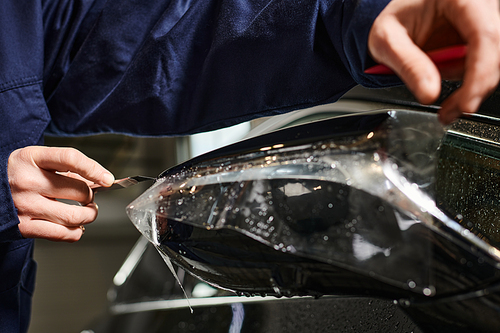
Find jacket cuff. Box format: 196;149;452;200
0;150;23;243
0;82;49;243
327;0;401;88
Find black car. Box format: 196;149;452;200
84;84;500;333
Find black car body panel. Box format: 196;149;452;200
85;85;500;333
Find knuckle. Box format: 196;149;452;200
370;20;392;49
10;173;40;191
17;220;35;239
59;205;97;226
86;163;103;181
59;148;84;169
8;148;44;190
55;207;80;226
13;200;31;215
13;147;32;163
13;195;39;216
369;18;397;60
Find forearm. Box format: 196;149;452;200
45;0;396;137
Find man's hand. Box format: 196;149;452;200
8;146;115;242
368;0;500;124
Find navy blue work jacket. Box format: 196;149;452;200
0;0;397;331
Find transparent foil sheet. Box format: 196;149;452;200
127;110;500;297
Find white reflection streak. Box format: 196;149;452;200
113;236;149;286
279;183;311;196
352;234;391;261
394;211;420;231
229;303;245;333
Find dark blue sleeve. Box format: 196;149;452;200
45;0;394;137
0;0;396;242
0;1;50;243
0;2;47;331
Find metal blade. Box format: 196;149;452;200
92;175;155;193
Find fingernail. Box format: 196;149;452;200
102;172;115;186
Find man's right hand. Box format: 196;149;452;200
368;0;500;124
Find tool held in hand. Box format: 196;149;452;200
92;175;155;193
364;45;467;75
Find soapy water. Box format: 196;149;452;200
127;110;500;300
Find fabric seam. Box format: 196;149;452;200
0;79;48;151
0;76;42;94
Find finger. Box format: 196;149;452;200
17;197;98;227
32;147;115;187
439;51;498;124
41;170;94;204
56;171;98;187
369;16;442;105
439;0;500;122
18;218;85;242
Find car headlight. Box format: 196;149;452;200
127;110;500;301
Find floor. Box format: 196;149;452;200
30;234;138;333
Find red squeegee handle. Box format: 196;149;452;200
364;45;467;75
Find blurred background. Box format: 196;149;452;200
28;121;252;333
